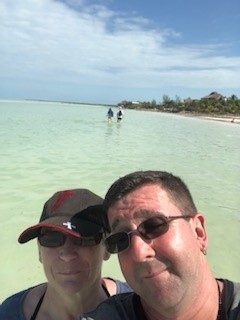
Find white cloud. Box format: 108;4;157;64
0;0;239;98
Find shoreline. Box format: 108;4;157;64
2;99;240;124
133;107;240;124
180;114;240;124
179;112;240;124
199;116;240;124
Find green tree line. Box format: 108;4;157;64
118;94;240;115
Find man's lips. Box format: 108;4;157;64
144;269;164;279
141;262;168;279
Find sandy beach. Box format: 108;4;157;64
197;115;240;124
134;107;240;124
174;112;240;124
161;109;239;124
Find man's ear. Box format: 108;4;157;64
193;213;208;251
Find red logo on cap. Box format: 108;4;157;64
51;190;74;214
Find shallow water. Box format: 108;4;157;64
0;100;239;301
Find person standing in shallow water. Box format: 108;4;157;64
0;188;131;320
107;108;114;123
117;106;124;122
80;170;240;320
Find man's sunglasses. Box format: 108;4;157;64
105;215;193;254
38;230;103;248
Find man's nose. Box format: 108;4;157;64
129;233;155;261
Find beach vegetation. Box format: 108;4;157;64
117;92;240;116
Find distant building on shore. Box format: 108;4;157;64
201;91;226;101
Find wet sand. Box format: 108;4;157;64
135;107;240;124
198;115;240;124
168;111;240;124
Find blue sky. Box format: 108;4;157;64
0;0;239;104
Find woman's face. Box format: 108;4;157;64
38;229;110;294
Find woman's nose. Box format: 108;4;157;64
59;237;78;261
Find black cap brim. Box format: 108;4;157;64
71;205;110;236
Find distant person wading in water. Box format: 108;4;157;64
117;106;124;122
107;108;114;123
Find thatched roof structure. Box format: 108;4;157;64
201;91;225;101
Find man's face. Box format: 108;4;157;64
107;184;207;312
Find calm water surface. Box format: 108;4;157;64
0;100;239;300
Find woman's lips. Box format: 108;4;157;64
58;270;82;276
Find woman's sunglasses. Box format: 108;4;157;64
105;215;193;254
38;230;103;248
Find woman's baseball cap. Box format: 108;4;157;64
18;189;106;243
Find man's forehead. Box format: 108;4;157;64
108;186;173;230
116;184;169;205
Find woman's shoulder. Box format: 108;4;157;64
115;279;132;294
1;288;29;307
0;283;47;319
102;277;132;295
1;287;30;319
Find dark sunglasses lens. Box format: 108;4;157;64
139;216;168;239
39;232;103;248
79;233;103;247
105;232;129;253
39;231;65;247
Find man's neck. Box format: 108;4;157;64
141;278;222;320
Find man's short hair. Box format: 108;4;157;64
104;170;197;217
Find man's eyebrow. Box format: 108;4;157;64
111;210;163;231
133;209;160;219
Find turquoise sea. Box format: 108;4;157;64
0;99;240;301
